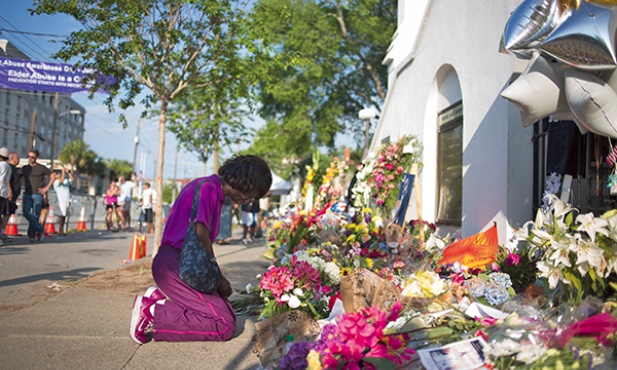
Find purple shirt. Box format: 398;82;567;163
161;175;224;249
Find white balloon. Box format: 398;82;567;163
565;68;617;137
501;53;569;126
501;0;570;53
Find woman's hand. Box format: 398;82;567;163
218;275;233;299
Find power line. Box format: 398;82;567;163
0;15;55;61
0;28;67;39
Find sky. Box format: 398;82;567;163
0;2;262;180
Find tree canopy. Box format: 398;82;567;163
247;0;396;167
33;0;250;251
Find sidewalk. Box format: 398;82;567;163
0;227;271;370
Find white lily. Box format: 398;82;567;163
536;260;563;289
576;213;608;242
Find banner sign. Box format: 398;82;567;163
0;57;111;94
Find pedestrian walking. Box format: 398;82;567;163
21;149;51;242
129;155;272;344
104;180;124;231
140;182;155;234
216;196;233;245
118;174;136;229
0;151;20;243
0;148;11;247
241;198;260;244
53;167;74;236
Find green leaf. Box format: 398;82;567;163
563;270;582;292
565;211;573;228
363;357;396;370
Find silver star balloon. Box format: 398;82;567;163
500;0;571;55
540;1;617;70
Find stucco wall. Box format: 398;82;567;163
375;0;534;242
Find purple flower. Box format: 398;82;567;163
506;253;520;266
279;342;313;370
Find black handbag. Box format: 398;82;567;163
178;180;221;293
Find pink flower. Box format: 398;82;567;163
376;199;384;205
506;253;520;266
259;266;294;303
385;163;394;171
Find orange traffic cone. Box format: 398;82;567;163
128;234;146;261
44;206;56;236
140;235;147;258
76;206;88;231
5;214;19;236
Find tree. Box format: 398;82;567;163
247;0;395;160
58;139;102;190
33;0;250;253
105;159;133;181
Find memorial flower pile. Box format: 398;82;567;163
249;154;617;369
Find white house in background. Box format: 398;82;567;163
373;0;615;242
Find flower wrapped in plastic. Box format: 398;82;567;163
258;254;331;320
512;194;617;305
277;301;416;370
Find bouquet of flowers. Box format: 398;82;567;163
351;135;422;213
257;249;342;320
314;157;352;209
278;301;416;370
513;194;617;304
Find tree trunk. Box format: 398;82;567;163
153;99;168;257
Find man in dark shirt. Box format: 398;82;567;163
0;151;21;243
21;149;51;242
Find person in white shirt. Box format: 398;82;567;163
140;182;156;234
52;167;74;236
0;147;12;247
118;174;136;229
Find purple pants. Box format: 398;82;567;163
151;245;236;342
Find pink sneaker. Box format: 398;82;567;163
130;295;155;344
144;286;166;302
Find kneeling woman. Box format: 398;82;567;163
130;155;272;344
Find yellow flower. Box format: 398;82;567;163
355;224;368;234
365;258;374;269
362;208;372;214
340;267;351;276
346;234;357;243
345;223;357;230
306;350;322;370
273;221;282;229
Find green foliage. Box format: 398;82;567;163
32;0;252;238
105;159;132;180
246;0;396;163
162;182;176;204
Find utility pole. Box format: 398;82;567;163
29;111;37;149
132;120;141;176
50;92;59;168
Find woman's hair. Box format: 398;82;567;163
219;155;272;199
